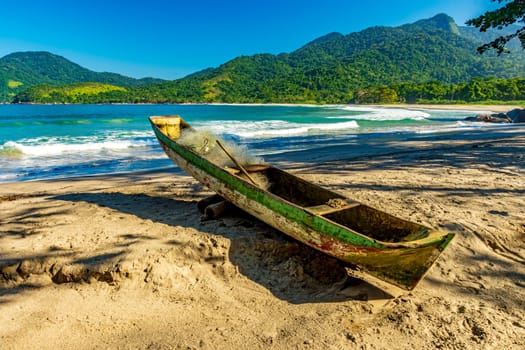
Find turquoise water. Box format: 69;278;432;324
0;104;509;182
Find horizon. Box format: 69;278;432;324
0;1;500;80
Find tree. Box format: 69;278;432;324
466;0;525;54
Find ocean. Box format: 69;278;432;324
0;104;517;182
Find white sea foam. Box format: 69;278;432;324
194;120;290;135
198;120;360;138
331;106;430;121
1;137;156;157
413;121;499;134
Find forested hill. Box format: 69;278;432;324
159;13;523;104
8;13;525;104
0;51;164;102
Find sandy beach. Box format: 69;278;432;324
1;107;525;349
367;103;524;113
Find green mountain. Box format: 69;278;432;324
8;13;525;104
409;12;460;34
0;51;164;102
158;13;523;104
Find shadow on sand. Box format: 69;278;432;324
1;190;393;305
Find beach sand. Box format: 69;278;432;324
368;103;524;113
1;118;525;349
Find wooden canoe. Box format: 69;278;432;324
149;115;454;290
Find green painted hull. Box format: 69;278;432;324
150;116;454;290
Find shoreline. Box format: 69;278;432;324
181;102;525;113
3;122;525;185
370;103;523;113
4;101;522;112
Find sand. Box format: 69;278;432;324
1;112;525;349
367;103;524;113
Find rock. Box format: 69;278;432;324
465;108;525;124
465;114;511;123
506;108;525;123
493;112;510;120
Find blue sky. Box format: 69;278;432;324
0;0;499;80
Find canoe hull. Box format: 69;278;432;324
150;116;454;290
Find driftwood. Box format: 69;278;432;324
197;194;224;213
198;194;239;220
201;200;238;221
